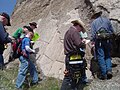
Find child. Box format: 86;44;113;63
16;31;38;89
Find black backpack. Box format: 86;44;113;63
96;28;113;40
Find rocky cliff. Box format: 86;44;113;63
5;0;120;89
9;0;94;79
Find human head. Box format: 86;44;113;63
29;22;37;30
91;7;102;19
28;31;34;40
23;26;33;34
0;12;11;26
71;20;86;32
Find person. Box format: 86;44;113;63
29;22;37;30
79;31;88;54
0;12;12;69
12;22;37;39
16;31;38;89
8;26;33;62
61;19;87;90
90;8;114;80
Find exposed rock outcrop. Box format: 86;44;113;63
10;0;94;79
4;0;120;89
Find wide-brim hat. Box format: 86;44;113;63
29;22;37;28
91;11;102;19
71;20;86;32
91;7;102;19
0;12;11;26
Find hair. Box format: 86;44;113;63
73;23;79;26
30;31;34;38
73;23;83;30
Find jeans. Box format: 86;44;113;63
16;56;38;88
0;54;4;69
95;40;112;76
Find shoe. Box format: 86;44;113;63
30;82;39;86
15;88;23;90
0;64;6;70
107;71;113;79
82;79;89;84
112;63;117;68
99;75;107;80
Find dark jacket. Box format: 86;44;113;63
64;26;85;55
0;21;11;53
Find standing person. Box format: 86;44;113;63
61;20;87;90
90;9;114;80
29;22;37;30
16;31;38;89
12;22;37;39
0;12;12;69
8;26;33;62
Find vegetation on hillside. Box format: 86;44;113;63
0;65;62;90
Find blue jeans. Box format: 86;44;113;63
95;40;112;76
0;54;4;69
16;56;38;88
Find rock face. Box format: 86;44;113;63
10;0;94;79
6;0;120;89
90;0;120;32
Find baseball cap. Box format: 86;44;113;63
23;26;33;32
0;12;11;26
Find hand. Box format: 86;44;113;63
64;69;69;76
80;43;86;49
22;51;28;57
11;38;16;44
91;41;95;47
32;50;35;53
82;39;86;44
31;41;35;45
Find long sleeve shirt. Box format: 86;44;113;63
0;21;11;44
21;37;34;57
64;26;85;55
91;16;114;41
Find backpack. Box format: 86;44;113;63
11;38;23;59
96;28;113;40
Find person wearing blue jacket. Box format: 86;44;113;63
0;12;12;70
91;9;114;80
16;31;38;89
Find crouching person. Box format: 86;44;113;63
16;31;38;89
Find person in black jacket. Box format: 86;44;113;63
0;12;12;70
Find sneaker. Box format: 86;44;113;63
107;71;113;79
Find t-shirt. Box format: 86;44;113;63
32;32;40;42
21;37;31;57
12;28;23;39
